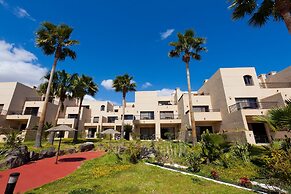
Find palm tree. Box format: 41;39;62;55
39;70;77;144
35;22;79;147
229;0;291;34
53;70;77;125
169;29;206;144
37;72;59;100
256;99;291;132
113;74;136;139
71;75;98;143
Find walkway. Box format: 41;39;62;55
0;151;105;193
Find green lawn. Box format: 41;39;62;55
27;154;252;194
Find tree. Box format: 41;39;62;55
113;74;136;139
229;0;291;34
168;29;206;144
39;70;77;144
256;99;291;132
39;70;77;125
71;75;98;143
35;21;79;147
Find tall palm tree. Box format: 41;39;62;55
169;29;206;144
35;22;79;147
71;75;98;143
113;74;136;139
229;0;291;34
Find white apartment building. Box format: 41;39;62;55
1;67;291;144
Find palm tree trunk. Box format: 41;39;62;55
48;101;62;145
73;97;83;143
121;94;126;139
35;57;58;148
281;10;291;34
185;62;197;145
276;0;291;34
54;102;62;126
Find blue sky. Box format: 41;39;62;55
0;0;291;104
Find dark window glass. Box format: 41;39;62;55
243;75;254;86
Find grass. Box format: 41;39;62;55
27;154;252;194
198;162;260;183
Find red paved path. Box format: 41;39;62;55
0;151;105;193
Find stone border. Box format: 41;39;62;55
145;162;264;193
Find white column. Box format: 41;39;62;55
155;123;161;140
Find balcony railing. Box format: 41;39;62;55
6;110;41;117
229;102;278;113
193;109;220;112
160;114;180;119
185;109;220;114
260;82;291;88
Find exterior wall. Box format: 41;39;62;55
1;66;291;144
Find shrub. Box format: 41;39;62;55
4;131;23;149
186;151;202;172
231;143;250;163
200;131;229;163
265;149;291;185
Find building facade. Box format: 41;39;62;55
1;67;291;144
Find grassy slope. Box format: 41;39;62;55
27;154;252;194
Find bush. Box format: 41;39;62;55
200;131;229;163
230;143;250;163
265;149;291;185
4;131;23;149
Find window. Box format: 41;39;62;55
158;101;171;106
192;106;209;112
87;128;96;138
100;105;105;111
24;107;39;116
140;111;154;120
160;111;174;119
123;115;134;120
108;116;118;123
235;98;258;109
243;75;254;86
68;114;78;119
93;117;99;123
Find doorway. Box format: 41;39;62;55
248;123;269;143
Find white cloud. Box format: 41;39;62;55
101;79;114;90
157;88;175;96
142;82;152;89
0;40;47;86
160;29;175;40
14;7;35;21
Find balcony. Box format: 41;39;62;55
260;82;291;89
6;110;41;117
229;102;278;113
